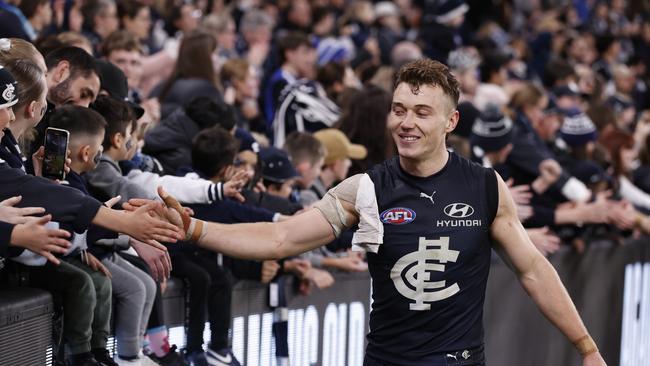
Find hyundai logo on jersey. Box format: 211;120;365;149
380;207;416;225
443;203;475;218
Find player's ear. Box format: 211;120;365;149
445;109;460;133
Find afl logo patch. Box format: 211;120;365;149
443;203;474;218
380;207;416;225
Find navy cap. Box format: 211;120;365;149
470;104;513;153
96;60;145;119
559;108;597;146
235;128;259;153
0;65;18;109
571;161;611;186
435;0;469;23
260;147;300;183
607;94;634;114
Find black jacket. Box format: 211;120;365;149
506;112;571;190
0;164;102;235
142;108;199;174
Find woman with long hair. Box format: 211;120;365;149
335;85;394;176
151;29;222;118
600;127;650;211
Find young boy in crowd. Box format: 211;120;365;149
49;106;163;366
84;96;245;206
172;126;274;366
282;131;326;205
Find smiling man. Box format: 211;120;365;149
144;59;606;366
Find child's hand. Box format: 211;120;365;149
0;196;46;224
10;215;71;265
82;251;112;278
223;170;248;202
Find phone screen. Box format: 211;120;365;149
43;128;69;180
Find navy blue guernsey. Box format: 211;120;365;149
363;151;498;364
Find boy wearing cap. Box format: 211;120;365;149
260;146;302;201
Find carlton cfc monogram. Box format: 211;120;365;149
390;236;460;310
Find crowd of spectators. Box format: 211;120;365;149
1;0;650;365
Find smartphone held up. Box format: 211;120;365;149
43;127;69;181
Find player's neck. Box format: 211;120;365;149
399;148;449;177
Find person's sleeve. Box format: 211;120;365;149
85;163;153;203
154;173;219;204
0;168;102;233
226;200;275;223
0;221;15;258
506;134;548;179
523;205;556;228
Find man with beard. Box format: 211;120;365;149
29;46;100;161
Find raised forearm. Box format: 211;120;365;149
92;206;135;235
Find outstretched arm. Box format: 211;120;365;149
195;209;338;260
490;173;606;366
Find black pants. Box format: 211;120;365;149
171;251;233;353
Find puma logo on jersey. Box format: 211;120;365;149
419;190;436;205
390;236;460;310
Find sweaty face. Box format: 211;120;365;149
388;83;456;163
48;74;100;107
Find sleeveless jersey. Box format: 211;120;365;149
362;152;498;365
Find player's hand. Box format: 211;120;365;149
0;196;46;224
223;170;248;202
260;260;280;284
122;201;183;244
582;351;606;366
82;251;112;278
130;237;172;281
10;215;71;265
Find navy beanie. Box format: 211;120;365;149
470;105;514;153
560;108;597;146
